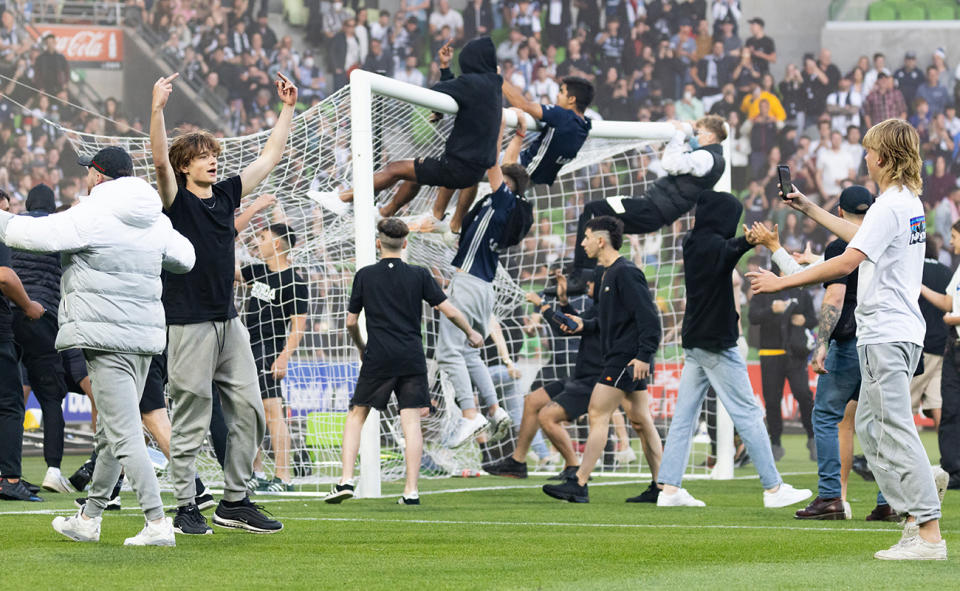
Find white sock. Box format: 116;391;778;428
404;491;419;499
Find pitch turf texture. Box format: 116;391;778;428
2;434;955;590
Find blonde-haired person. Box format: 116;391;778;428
747;119;948;561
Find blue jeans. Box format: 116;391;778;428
488;364;549;459
659;347;781;490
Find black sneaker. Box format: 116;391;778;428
0;478;43;502
482;456;528;479
397;495;421;505
949;474;960;490
852;455;875;482
69;459;95;492
20;479;42;495
196;491;216;511
542;477;589;503
213;497;283;533
174;504;213;535
323;481;355;504
626;481;660;503
547;466;579;481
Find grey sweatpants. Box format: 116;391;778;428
436;272;499;411
83;350;163;521
168;319;265;505
857;342;941;524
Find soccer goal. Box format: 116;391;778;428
61;70;734;496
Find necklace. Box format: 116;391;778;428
200;194;216;209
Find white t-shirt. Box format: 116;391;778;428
817;148;855;196
847;185;927;346
946;265;960;317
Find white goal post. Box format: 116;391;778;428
348;69;735;498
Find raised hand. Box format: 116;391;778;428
746;269;784;295
748;221;780;251
152;72;179;111
276;72;298;107
437;39;454;69
252;193;277;211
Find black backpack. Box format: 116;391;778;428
459;190;533;251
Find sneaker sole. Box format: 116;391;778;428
173;526;213;535
485;472;528;479
323;491;354;504
794;512;846;520
447;422;488;449
212;515;283;534
42;481;76;494
197;499;216;512
124;538;176;547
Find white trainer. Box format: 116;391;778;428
42;467;76;493
52;509;101;542
307;190;350;216
875;536;947;561
656;488;706;507
446;414;489;448
843;500;852;520
763;482;813;508
124;517;176;547
933;465;949;505
487;407;513;443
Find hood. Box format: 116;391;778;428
459;37;497;74
26;184;56;213
693;191;742;239
88;176;162;229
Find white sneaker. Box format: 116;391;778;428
843;500;852;520
441;230;460;249
447;414;489;448
657;488;706;507
307;190;350;216
874;535;947;561
487;407;513;443
42;467;76;493
124;517;176;547
52;509;100;542
615;445;638;465
411;213;450;233
933;465;949;505
763;482;813;508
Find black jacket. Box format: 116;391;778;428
11;187;61;315
463;0;495;40
431;36;503;168
647;143;724;226
587;257;660;366
921;257;952;354
544;301;603;380
749;285;818;355
681;191;753;351
363;48;394;77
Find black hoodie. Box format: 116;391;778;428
432;36;503;169
11;184;61;314
681;191;754;351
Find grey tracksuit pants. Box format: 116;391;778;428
82;350;163;521
167;319;265;506
436;272;499;412
857;342;942;524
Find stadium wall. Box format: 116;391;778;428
821;20;960;73
738;0;833;80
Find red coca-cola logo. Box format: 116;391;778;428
34;26;124;62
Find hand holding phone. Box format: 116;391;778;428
776;165;791;201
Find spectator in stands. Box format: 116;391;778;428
862;73;906;129
511;0;541;40
595;18;624;73
816;130;856;212
363;38;393;77
709;82;738;118
842;125;863;170
800;54;831;124
826;76;861;133
394;54;425;87
712;0;740;38
330;18;361;91
862;52;889;98
691;41;734;98
932;47;953;92
742;80;785;121
33;34;69;97
543;0;571;48
917;66;951;118
675;82;704;121
430;0;464;45
497;28;524;64
895;51;924;114
463;0;494;41
731;46;761;95
717;19;741;58
744;17;775;76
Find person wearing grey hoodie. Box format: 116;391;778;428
0;146;196;547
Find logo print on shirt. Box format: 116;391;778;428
250;281;275;303
909;216;927;246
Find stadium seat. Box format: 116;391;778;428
897;3;927;19
284;0;308;26
555;47;566;65
867;1;897;20
928;3;955;19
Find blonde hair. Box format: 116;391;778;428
862;119;923;195
168;130;222;186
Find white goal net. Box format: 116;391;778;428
62;74;732;494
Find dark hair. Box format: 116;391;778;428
266;223;297;249
927;65;939;74
0;189;8;202
926;240;939;259
377;218;409;250
501;163;530;197
952;219;960;233
584;216;624;250
873;52;885;60
562;76;594;112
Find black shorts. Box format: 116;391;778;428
60;348;89;393
252;343;282;400
544;376;595;420
597;363;651;393
140;353;167;414
350;372;430;411
413;154;487;190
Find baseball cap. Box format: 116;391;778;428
935;47;946;59
839;185;874;214
748;17;765;27
78;145;133;179
905;50;917;60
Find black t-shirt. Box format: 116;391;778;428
347;258;447;377
242;263;309;352
0;244;12;343
920;258;952;354
745;35;775;75
823;239;858;342
162;176;243;324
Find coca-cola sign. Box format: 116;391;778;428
31;25;124;68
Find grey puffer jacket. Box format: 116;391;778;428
0;176;195;355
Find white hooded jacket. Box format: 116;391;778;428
0;176;195;355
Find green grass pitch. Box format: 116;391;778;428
1;433;956;590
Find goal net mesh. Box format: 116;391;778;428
63;84;721;492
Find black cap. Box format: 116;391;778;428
26;184;56;213
748;17;765;27
877;71;889;79
78;146;133;179
839;185;874;214
905;50;917;60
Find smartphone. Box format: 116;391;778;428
553;312;579;332
777;165;792;200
